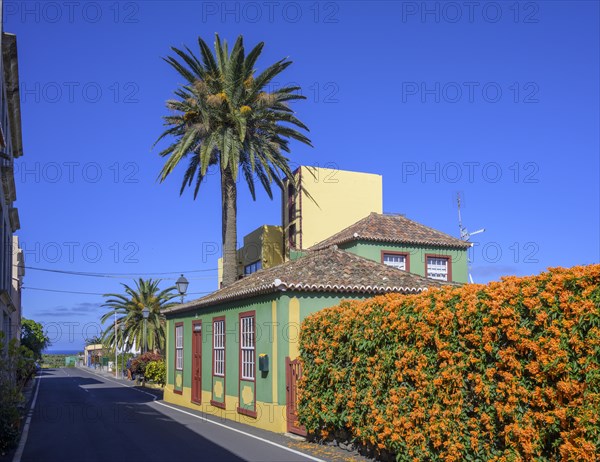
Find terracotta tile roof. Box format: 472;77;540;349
310;212;471;250
164;247;455;315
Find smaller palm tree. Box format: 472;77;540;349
101;279;178;355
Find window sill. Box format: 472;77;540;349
237;407;257;418
211;400;226;409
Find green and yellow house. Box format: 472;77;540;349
163;213;469;435
309;212;471;284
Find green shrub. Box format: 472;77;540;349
20;319;50;361
0;385;21;455
299;265;600;461
17;346;36;385
144;360;166;386
0;335;27;454
131;352;162;376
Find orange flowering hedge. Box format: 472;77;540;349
298;265;600;461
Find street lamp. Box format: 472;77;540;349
120;323;125;378
176;274;189;304
142;307;150;354
114;312;118;377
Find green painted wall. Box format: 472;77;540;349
183;321;191;388
166;321;172;385
166;269;468;409
166;291;372;408
166;294;277;404
274;292;372;405
340;240;469;283
212;376;225;404
168;283;471;410
289;250;306;261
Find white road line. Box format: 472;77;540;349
12;373;42;462
155;401;325;462
78;367;324;462
79;367;157;398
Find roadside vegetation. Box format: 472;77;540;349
100;278;178;354
98;280;170;386
0;319;49;454
299;265;600;461
131;352;166;386
41;354;79;369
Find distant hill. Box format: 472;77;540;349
42;353;81;368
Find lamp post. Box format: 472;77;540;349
114;312;118;377
120;323;125;378
142;307;150;354
176;274;189;304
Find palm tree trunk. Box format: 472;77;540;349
221;167;238;287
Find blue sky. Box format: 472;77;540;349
4;1;599;351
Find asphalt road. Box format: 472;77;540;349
16;368;322;462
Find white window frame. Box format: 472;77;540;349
213;319;225;376
383;253;407;271
427;256;449;281
240;315;255;380
175;324;183;371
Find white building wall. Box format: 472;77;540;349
0;28;23;347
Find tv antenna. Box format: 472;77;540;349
457;193;485;283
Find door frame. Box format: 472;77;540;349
191;320;202;404
285;356;307;436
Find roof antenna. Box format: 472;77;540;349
457;193;485;283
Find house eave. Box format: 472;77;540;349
1;164;16;204
2;33;23;159
9;207;19;232
163;283;431;317
313;235;472;251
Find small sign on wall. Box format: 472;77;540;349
259;354;269;372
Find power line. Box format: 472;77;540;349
24;287;106;296
23;286;212;296
15;264;218;275
15;265;218;280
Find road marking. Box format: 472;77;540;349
78;367;163;399
12;373;42;462
78;367;324;462
155;401;325;462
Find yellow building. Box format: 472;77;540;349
217;167;382;286
217;225;284;286
282;166;382;255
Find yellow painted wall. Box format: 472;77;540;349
271;300;278;404
218;225;284;286
283;166;383;251
239;226;265;267
239;225;283;269
217;257;223;289
261;225;284;268
288;297;300;360
164;386;287;433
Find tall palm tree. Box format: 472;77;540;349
101;279;178;355
155;34;312;287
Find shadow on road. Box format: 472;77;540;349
20;369;247;462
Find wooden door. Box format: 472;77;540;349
191;321;202;404
285;357;307;436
